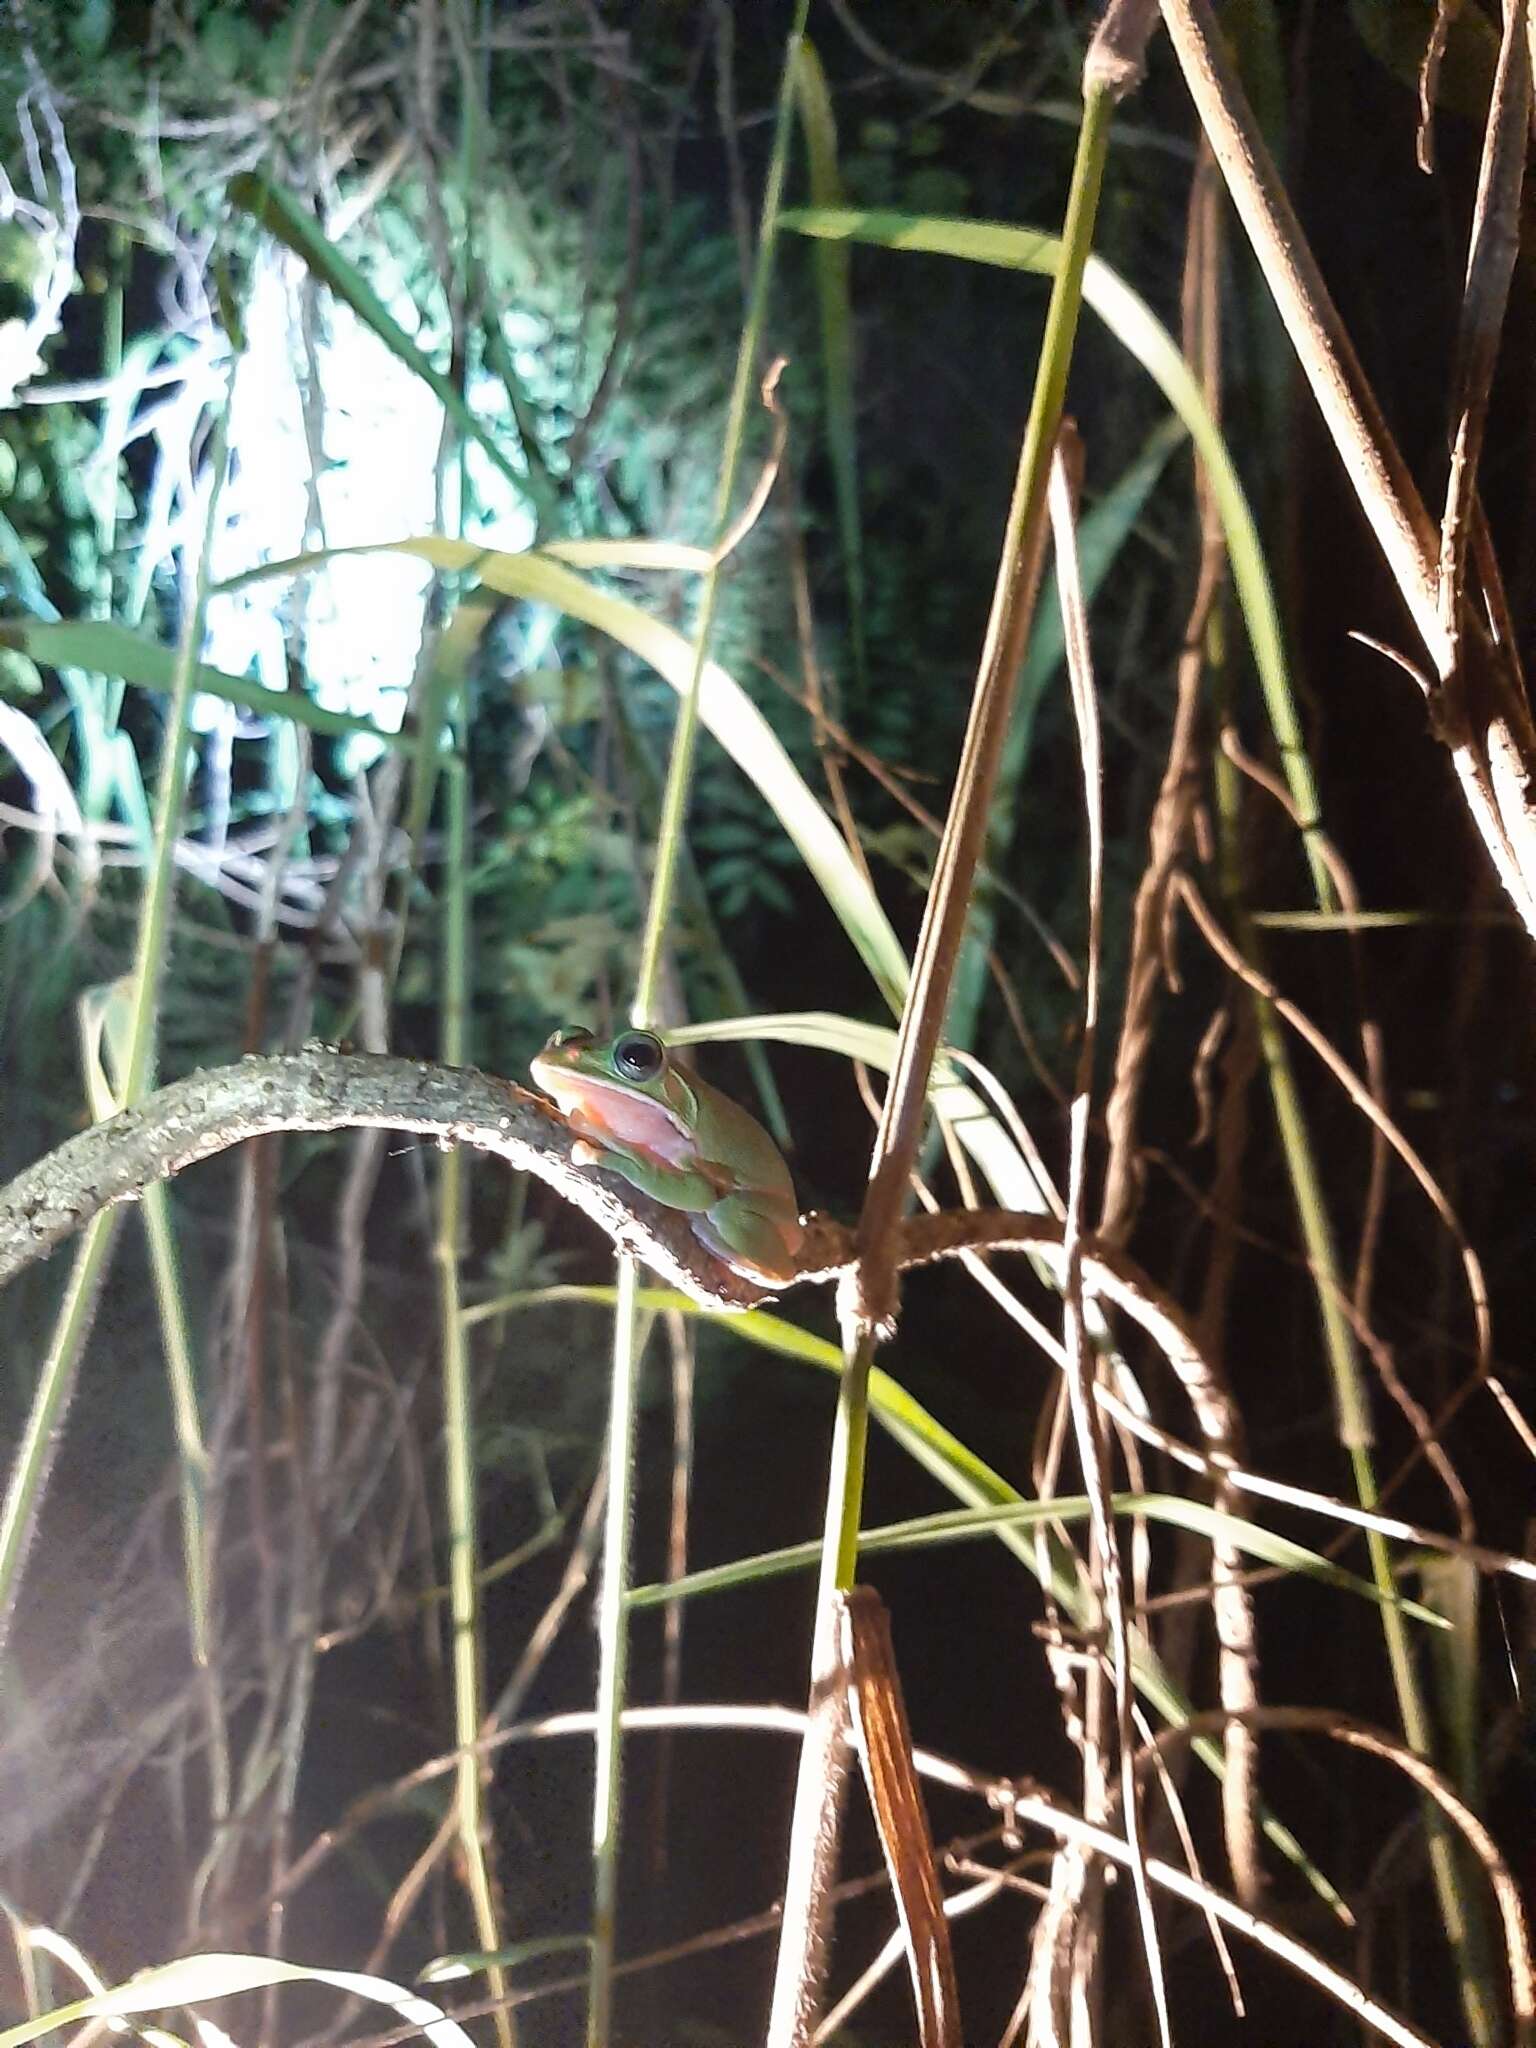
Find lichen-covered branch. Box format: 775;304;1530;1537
0;1032;1266;1601
0;1047;768;1311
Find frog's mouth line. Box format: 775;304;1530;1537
532;1056;691;1141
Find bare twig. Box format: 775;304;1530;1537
1160;0;1536;944
1438;0;1530;660
1172;875;1492;1385
1115;1706;1534;2047
1418;0;1465;172
1157;0;1442;661
1099;136;1225;1248
1053;433;1176;2039
0;1050;773;1311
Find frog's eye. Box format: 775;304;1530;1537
612;1031;666;1083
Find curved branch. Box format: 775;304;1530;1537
0;1047;771;1311
0;1050;1265;1886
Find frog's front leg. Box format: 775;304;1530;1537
570;1138;718;1215
692;1192;803;1286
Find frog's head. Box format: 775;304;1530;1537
530;1026;699;1157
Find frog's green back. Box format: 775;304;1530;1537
688;1068;798;1205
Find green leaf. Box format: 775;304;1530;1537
1;619;400;746
630;1491;1451;1628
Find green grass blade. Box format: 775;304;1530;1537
781;206;1336;913
3;619;399;745
140;1188;209;1665
792;39;865;691
0;407;230;1644
434;752;513;2040
219;537;912;1011
671;1009;1060;1219
421;1936;592;1984
630;1490;1449;1626
82;983;211;1664
1416;1553;1482;1800
0;1216;122;1647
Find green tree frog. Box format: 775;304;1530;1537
530;1026;804;1286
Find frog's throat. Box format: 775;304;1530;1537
540;1060;696;1134
542;1073;702;1160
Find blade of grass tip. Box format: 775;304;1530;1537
792;38;866;695
0;398;231;1650
630;1492;1452;1626
587;8;813;2043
